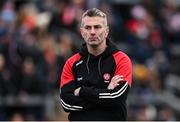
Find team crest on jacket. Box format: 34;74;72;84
103;73;111;83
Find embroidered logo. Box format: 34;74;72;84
76;60;83;66
103;73;111;83
77;77;83;81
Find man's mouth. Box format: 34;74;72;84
89;37;98;41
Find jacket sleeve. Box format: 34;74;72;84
79;52;132;107
79;82;130;107
60;58;95;112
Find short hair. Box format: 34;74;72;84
81;8;108;26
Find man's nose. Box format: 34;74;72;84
90;27;96;34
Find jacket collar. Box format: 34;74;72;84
79;38;119;58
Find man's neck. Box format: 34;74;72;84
87;43;107;56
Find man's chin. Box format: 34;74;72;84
88;42;99;47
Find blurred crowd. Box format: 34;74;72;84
0;0;180;121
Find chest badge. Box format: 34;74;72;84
103;73;111;83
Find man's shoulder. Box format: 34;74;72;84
112;51;132;64
113;51;130;59
66;53;81;64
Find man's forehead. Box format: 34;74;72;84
82;16;105;26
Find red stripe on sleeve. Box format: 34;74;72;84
113;51;132;87
60;53;81;88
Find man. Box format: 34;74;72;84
60;8;132;121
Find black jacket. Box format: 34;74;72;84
60;40;132;121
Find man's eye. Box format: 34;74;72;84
85;26;91;30
94;25;101;29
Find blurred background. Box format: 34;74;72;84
0;0;180;121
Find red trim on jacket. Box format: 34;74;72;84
113;51;132;87
60;53;81;88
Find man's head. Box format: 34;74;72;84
80;8;109;48
81;8;108;27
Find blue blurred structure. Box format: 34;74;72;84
0;0;180;121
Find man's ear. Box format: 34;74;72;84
105;27;109;37
80;28;84;38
